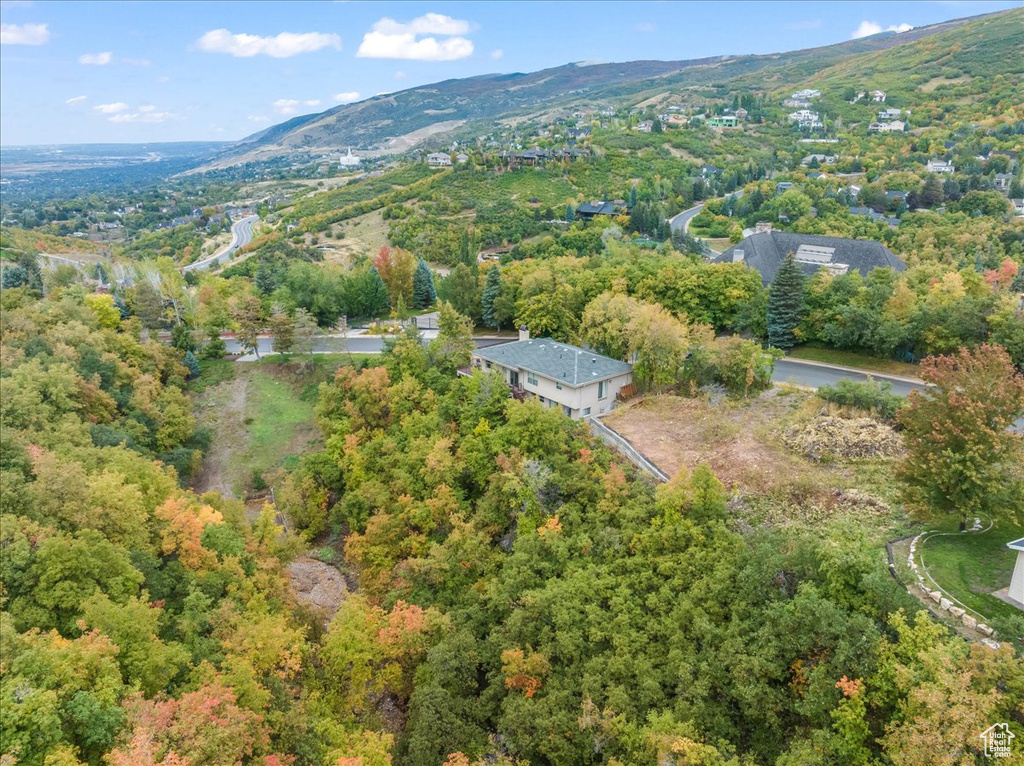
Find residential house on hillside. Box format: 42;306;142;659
735;108;748;120
469;330;633;419
635;120;654;133
1011;199;1024;217
850;206;901;227
775;182;795;194
791;88;821;100
926;159;955;173
869;120;906;133
713;228;906;284
427;152;452;167
994;173;1014;193
801;154;837;166
456;152;469;164
878;108;903;120
576;200;621;219
707;115;739;128
783;98;812;108
871;90;887;102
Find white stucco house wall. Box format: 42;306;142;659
469;330;633;419
1008;538;1024;607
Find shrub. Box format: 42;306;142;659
817;378;902;420
199;336;227;360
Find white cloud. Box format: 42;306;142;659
394;70;407;79
108;110;180;124
783;19;822;31
94;102;129;114
273;98;299;114
247;114;270;123
851;20;913;39
65;95;87;104
304;99;321;106
122;57;151;66
333;91;360;103
0;22;49;45
357;13;474;61
79;51;112;65
373;13;471;36
138;104;156;113
634;22;655;33
195;28;341;58
490;48;503;59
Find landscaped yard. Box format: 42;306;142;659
917;517;1023;629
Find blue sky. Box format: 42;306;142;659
1;0;1020;145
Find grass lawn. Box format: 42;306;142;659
789;345;922;378
232;367;318;487
191;355;374;497
918;516;1023;628
188;359;236;393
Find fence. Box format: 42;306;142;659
586;416;669;483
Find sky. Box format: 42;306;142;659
1;0;1021;146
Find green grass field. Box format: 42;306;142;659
789;345;922;378
918;516;1023;628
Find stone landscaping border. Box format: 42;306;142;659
901;517;1001;649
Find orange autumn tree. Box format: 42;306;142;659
501;647;551;698
373;245;416;310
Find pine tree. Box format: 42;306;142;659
565;204;575;223
183;351;201;379
628;186;637;209
481;265;502;330
412;259;436;309
766;253;806;349
458;230;474;267
368;267;391;315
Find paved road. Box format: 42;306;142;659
223;333;510;357
772;358;924;397
184;215;258;273
668;190;744;234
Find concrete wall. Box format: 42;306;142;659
470;355;631;418
1010;551;1024;605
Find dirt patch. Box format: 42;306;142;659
192;372;249;498
604;391;811;493
918;74;972;92
288;557;348;621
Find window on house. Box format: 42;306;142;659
527;373;538;386
555;382;562;390
598;381;607;400
583;407;591;416
485;361;491;369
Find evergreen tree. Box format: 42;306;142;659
920;174;945;208
481;265;502;330
766;253;806;349
458;230;474;268
171;323;195;352
182;351;201;379
113;295;129;320
1;265;27;289
412;259;436;310
565;204;575;223
628;186;637;209
368;268;391;315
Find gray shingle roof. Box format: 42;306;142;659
714;231;906;284
473;338;631;387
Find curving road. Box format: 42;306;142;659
669;190;743;235
183;215;258;273
772;358;924;397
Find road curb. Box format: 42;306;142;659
780;356;927;386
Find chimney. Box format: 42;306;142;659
755;221;772;234
519;325;530;342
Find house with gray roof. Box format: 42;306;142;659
713;229;906;284
469;329;632;419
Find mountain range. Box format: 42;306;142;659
204;8;1022;170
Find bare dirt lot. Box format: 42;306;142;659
603;389;905;530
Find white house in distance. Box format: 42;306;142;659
926;158;956;173
469;329;633;419
427;152;452;167
338;148;361;168
1007;538;1024;607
